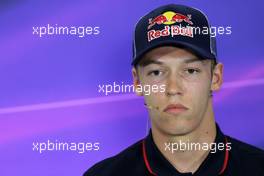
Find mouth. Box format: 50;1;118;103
163;104;188;115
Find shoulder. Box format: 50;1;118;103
83;139;143;176
228;136;264;157
227;136;264;169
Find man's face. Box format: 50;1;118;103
132;46;223;136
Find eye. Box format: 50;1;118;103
148;70;163;76
185;68;201;74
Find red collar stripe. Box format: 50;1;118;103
218;137;229;175
142;140;158;176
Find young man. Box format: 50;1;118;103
84;4;264;176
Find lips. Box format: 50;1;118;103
163;104;188;115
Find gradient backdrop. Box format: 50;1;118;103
0;0;263;175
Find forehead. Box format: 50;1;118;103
139;46;206;66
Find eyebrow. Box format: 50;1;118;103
139;59;164;67
184;58;204;64
140;57;204;67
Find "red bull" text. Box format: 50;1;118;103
148;25;193;42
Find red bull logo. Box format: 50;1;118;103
148;11;193;29
147;25;193;42
147;11;194;42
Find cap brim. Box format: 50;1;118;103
132;40;216;66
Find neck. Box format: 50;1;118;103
151;100;216;173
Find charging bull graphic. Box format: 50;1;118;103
148;11;193;29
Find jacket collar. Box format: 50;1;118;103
142;124;228;176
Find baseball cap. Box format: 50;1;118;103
132;4;217;66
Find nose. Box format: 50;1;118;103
165;73;184;97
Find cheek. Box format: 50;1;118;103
141;80;167;100
185;81;211;105
141;76;165;86
143;87;166;106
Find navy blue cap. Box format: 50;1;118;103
132;4;217;66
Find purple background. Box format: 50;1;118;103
0;0;263;175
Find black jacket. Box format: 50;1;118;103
83;125;264;176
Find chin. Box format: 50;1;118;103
156;117;200;136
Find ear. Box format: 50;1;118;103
211;63;224;92
132;67;143;96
